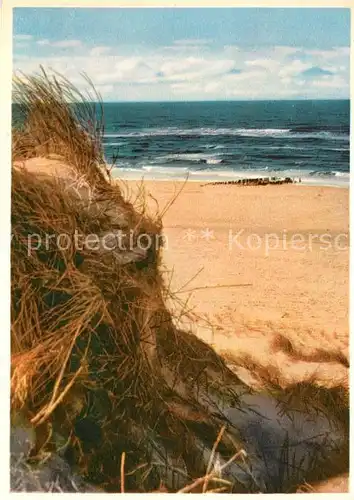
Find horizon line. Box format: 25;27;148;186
11;98;350;105
99;98;350;104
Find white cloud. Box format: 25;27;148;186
95;84;114;95
160;57;235;82
14;34;33;41
225;70;264;82
93;57;155;85
309;47;350;59
245;58;280;71
278;60;311;78
35;39;82;48
90;46;111;57
37;39;50;46
171;82;202;93
204;81;221;93
273;46;299;56
311;75;348;89
281;77;292;85
14;42;29;49
12;39;350;101
13;54;29;61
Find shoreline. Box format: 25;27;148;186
111;170;349;189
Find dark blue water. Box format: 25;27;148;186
102;100;349;184
105;100;350;182
105;100;347;185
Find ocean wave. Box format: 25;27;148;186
207;158;224;165
308;170;350;178
233;128;291;137
334;171;350;178
234;129;348;140
117;167;144;172
264;145;349;152
103;141;125;146
110;164;349;186
188;169;270;179
104;127;349;141
325;147;350;152
104;127;290;138
200;144;227;150
112;161;349;178
155;153;226;165
291;131;349;141
142;165;189;174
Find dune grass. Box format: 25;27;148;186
11;69;249;492
12;67;109;184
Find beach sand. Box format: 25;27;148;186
124;180;349;391
21;158;349;385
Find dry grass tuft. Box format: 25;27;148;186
11;70;249;492
272;332;349;367
12;67;109;184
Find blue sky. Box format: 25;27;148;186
13;8;350;101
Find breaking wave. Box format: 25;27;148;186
104;127;348;140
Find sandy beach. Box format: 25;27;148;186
125;180;349;389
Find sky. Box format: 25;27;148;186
13;8;350;102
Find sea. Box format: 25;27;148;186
102;100;350;187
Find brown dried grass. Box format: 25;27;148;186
11;70;248;492
12;67;108;183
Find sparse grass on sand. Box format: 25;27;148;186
10;69;349;493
